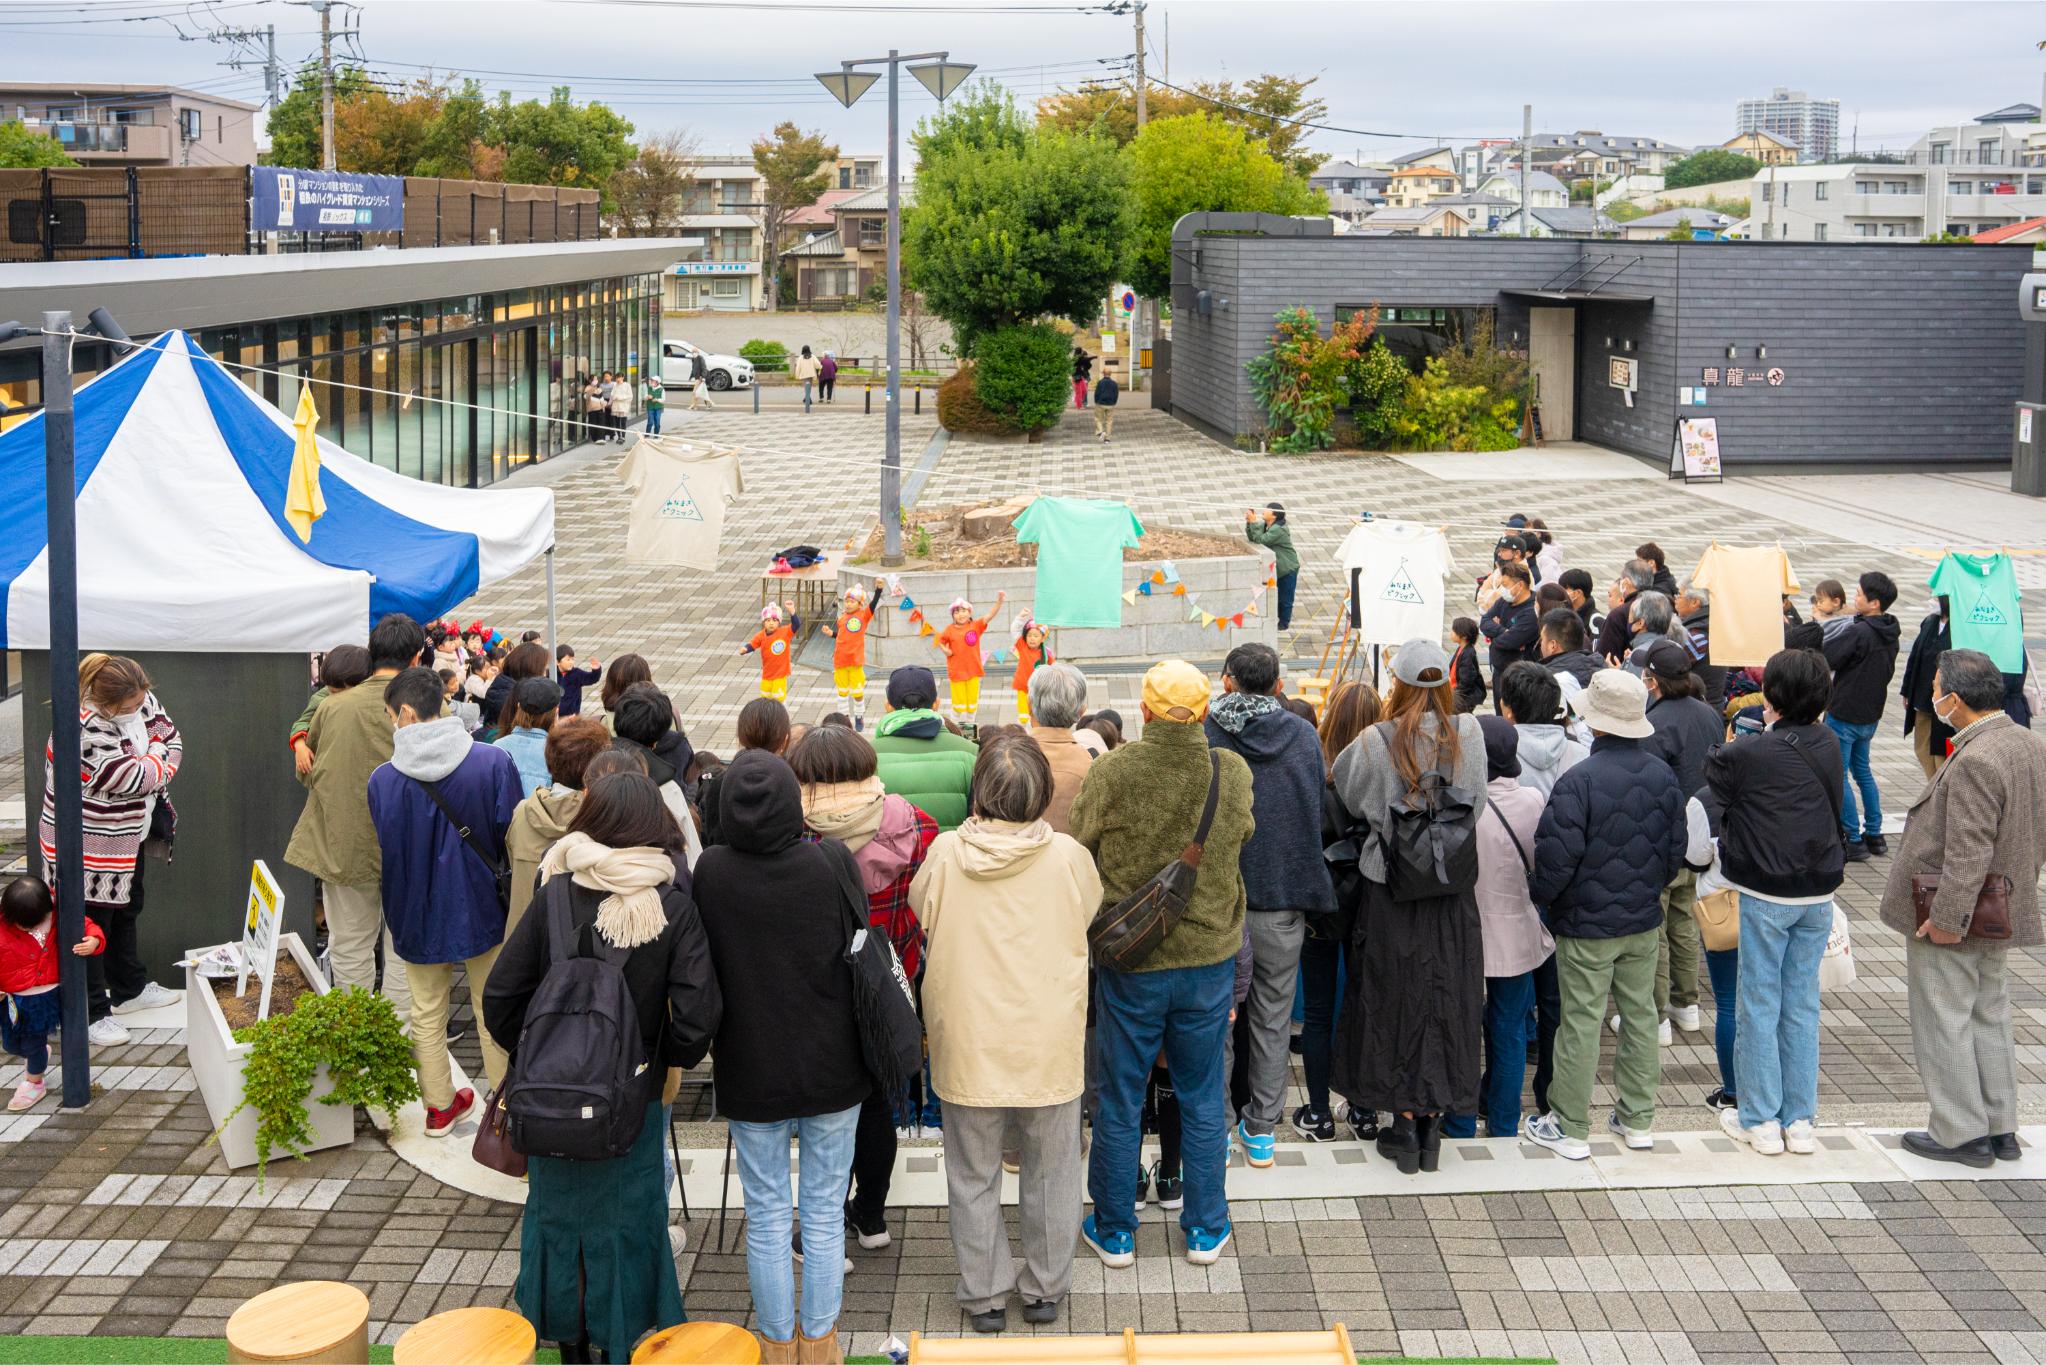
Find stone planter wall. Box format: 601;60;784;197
846;548;1278;671
185;932;354;1172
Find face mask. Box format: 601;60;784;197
1932;692;1959;727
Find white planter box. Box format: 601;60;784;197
184;932;355;1171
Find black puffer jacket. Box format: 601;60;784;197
1527;736;1686;939
1822;612;1902;725
1543;649;1600;689
1644;693;1725;800
1700;722;1845;901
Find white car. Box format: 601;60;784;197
662;340;753;392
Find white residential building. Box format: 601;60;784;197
1735;87;1839;164
1748;113;2046;242
1475;169;1569;210
667;156;766;311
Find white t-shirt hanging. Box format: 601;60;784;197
1336;519;1458;645
619;438;745;571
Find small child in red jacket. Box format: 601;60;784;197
1;875;103;1112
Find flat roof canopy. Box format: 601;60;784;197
1500;288;1657;305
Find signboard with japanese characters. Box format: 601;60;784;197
1608;356;1638;391
236;859;285;1020
1668;416;1724;484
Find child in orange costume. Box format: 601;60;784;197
1010;612;1054;725
740;601;800;701
934;590;1005;724
820;579;888;730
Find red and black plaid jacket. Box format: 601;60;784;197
807;804;938;978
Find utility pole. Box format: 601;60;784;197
884;50;902;564
315;0;335;170
1132;1;1148;388
264;25;281;110
1133;1;1147;128
41;312;88;1110
1519;104;1531;236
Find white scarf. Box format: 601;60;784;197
538;832;673;949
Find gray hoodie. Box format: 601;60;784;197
1512;722;1589;798
391;714;473;782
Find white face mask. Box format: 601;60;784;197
1932;691;1960;727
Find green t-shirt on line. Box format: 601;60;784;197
1929;551;2025;672
1012;496;1145;629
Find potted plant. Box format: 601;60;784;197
185;932;419;1178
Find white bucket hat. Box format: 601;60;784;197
1568;669;1654;739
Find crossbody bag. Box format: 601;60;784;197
413;777;513;913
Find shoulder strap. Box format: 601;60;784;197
545;876;577;962
1179;751;1223;868
414;775;508;878
1486;797;1533;873
1779;731;1845;841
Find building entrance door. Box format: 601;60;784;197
1528;306;1576;441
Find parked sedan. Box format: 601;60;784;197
662;340;753;391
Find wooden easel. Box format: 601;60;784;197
1293;591;1356;718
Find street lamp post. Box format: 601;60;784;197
818;51;973;566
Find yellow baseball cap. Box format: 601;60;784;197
1142;659;1212;723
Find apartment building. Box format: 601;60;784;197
1735;87;1839;164
832;154;884;191
1383;166;1460;208
667;155;766;311
0;82;259;168
1475;169;1569;210
1722;129;1799;167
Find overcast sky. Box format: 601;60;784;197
6;0;2043;162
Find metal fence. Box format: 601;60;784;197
0;167;601;264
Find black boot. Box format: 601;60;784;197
1375;1113;1419;1175
1416;1114;1441;1173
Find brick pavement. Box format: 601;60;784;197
2;404;2045;1361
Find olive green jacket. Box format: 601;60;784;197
1069;718;1254;973
1245;519;1300;579
284;674;396;888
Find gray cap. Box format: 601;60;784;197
1390;638;1452;687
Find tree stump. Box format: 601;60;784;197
225;1281;370;1365
631;1321;763;1363
393;1307;536;1365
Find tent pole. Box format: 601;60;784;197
545;546;558;679
44;310;90;1109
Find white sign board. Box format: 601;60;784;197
1100;332;1117;355
236;859;285;1019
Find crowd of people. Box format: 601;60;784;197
5;521;2043;1364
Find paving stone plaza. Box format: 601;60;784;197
2;400;2043;1363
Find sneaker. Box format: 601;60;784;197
1783;1119;1818;1155
1340;1102;1379;1142
1291;1105;1336;1142
1703;1087;1739;1113
1184;1223;1231;1265
1607;1111;1654;1151
423;1087;475;1138
110;982;182;1015
919;1104;943;1133
1150;1163;1183;1210
1236;1121;1275;1168
87;1017;131;1048
845;1202;890;1250
1843;840;1871;863
669;1225;688;1256
1020;1299;1059;1325
1719;1107;1784;1155
1609;1013;1672;1045
1863;834;1889;856
1522;1112;1590;1161
1081;1214;1134;1269
895;1125;918;1142
1669;1004;1703;1032
8;1078;46;1112
791;1228;855;1275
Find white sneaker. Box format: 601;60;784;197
1669;1004;1703;1032
1783;1120;1818;1155
1607;1111;1655;1150
1720;1107;1784;1155
87;1017;131;1048
1523;1112;1590;1161
1608;1012;1621;1036
111;982;183;1015
1609;1013;1674;1045
669;1225;688;1256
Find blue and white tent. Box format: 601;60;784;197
0;330;554;651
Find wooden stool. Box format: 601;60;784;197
632;1321;762;1363
226;1281;370;1365
393;1307;537;1365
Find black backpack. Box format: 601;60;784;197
503;879;652;1160
1373;721;1480;903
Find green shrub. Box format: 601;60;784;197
738;339;788;371
1435;313;1527;416
1344;339;1411;450
936;363;1023;436
1246;305;1375;453
970;323;1071;433
1395;358;1524;452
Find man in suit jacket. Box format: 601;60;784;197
1879;649;2046;1167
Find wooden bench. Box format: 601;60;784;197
632;1321;763;1363
908;1325;1356;1362
225;1281;370;1365
392;1306;536;1365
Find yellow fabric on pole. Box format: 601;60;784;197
285;387;326;544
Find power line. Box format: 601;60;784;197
1140;72;1492;144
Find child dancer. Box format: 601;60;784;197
741;601;801;701
1;876;103;1112
821;579;888;731
1010;612;1053;725
934;591;1005;726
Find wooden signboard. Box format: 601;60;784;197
236;859;285;1020
1668;416;1724;484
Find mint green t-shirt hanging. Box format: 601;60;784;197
1929;551;2026;672
1013;496;1145;629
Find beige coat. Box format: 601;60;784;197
909;818;1101;1108
1879;713;2046;947
790;354;822;382
506;785;584;935
284;674;395;887
1028;725;1093;835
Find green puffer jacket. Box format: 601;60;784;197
1069;718;1254;973
870;708;978;831
1245;518;1299;580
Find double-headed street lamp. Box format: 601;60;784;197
817;51;973;566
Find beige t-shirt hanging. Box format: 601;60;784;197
1689;542;1800;667
619;437;745;571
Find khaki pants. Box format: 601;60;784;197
322;881;411;1025
1655;869;1701;1016
1911;720;1947;781
1907;935;2016;1148
405;948;507;1110
1093;407;1115;439
1551;929;1660;1141
943;1098;1083;1313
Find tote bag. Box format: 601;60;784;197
1819;904;1857;991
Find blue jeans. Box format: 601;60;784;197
1733;895;1831;1129
1443;971;1535;1138
1276;571;1298;630
1705;947;1739;1098
645;405;663;435
1823;716;1881;841
1088;957;1233;1239
729;1104;862;1342
801;380;814;411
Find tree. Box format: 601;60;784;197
1039;72;1327;176
484;88;635;209
1123;113;1325;301
911;80;1029;165
1666;215;1696;241
334;76;450;176
609;129;698;237
414;80;490;179
1923;230;1976;244
905;116;1131;353
752;121;837;313
1664;148;1760;190
265;62;378;168
0;120;74;169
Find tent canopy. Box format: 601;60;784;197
0;331;553;652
